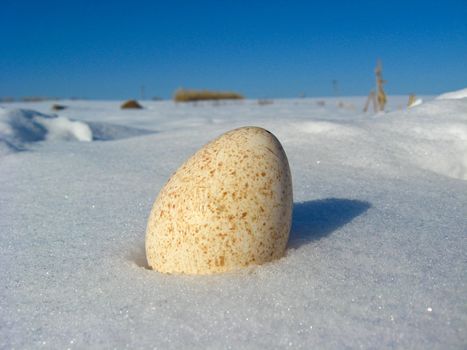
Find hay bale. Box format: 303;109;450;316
121;100;143;109
173;89;243;102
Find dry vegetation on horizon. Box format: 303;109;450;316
174;89;244;102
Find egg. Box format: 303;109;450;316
145;126;293;274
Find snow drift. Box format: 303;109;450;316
0;108;155;154
436;87;467;100
0;109;92;153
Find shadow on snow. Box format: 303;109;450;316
288;198;371;248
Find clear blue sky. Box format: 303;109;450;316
1;0;466;99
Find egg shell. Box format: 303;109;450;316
145;126;293;274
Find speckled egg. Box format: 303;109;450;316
145;126;293;274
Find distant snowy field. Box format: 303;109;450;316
1;92;466;349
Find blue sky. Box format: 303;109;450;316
1;0;466;99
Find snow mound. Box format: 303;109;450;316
0;108;155;154
436;87;467;100
0;109;92;153
37;115;92;142
398;122;467;180
369;100;467;181
288;99;467;181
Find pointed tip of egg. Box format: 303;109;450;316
145;126;293;275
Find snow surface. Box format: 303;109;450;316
1;94;466;349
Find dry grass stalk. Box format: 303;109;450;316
375;60;387;111
363;91;377;113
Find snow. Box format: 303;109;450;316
1;93;466;349
0;109;92;154
0;107;156;155
436;87;467;100
35;115;92;142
